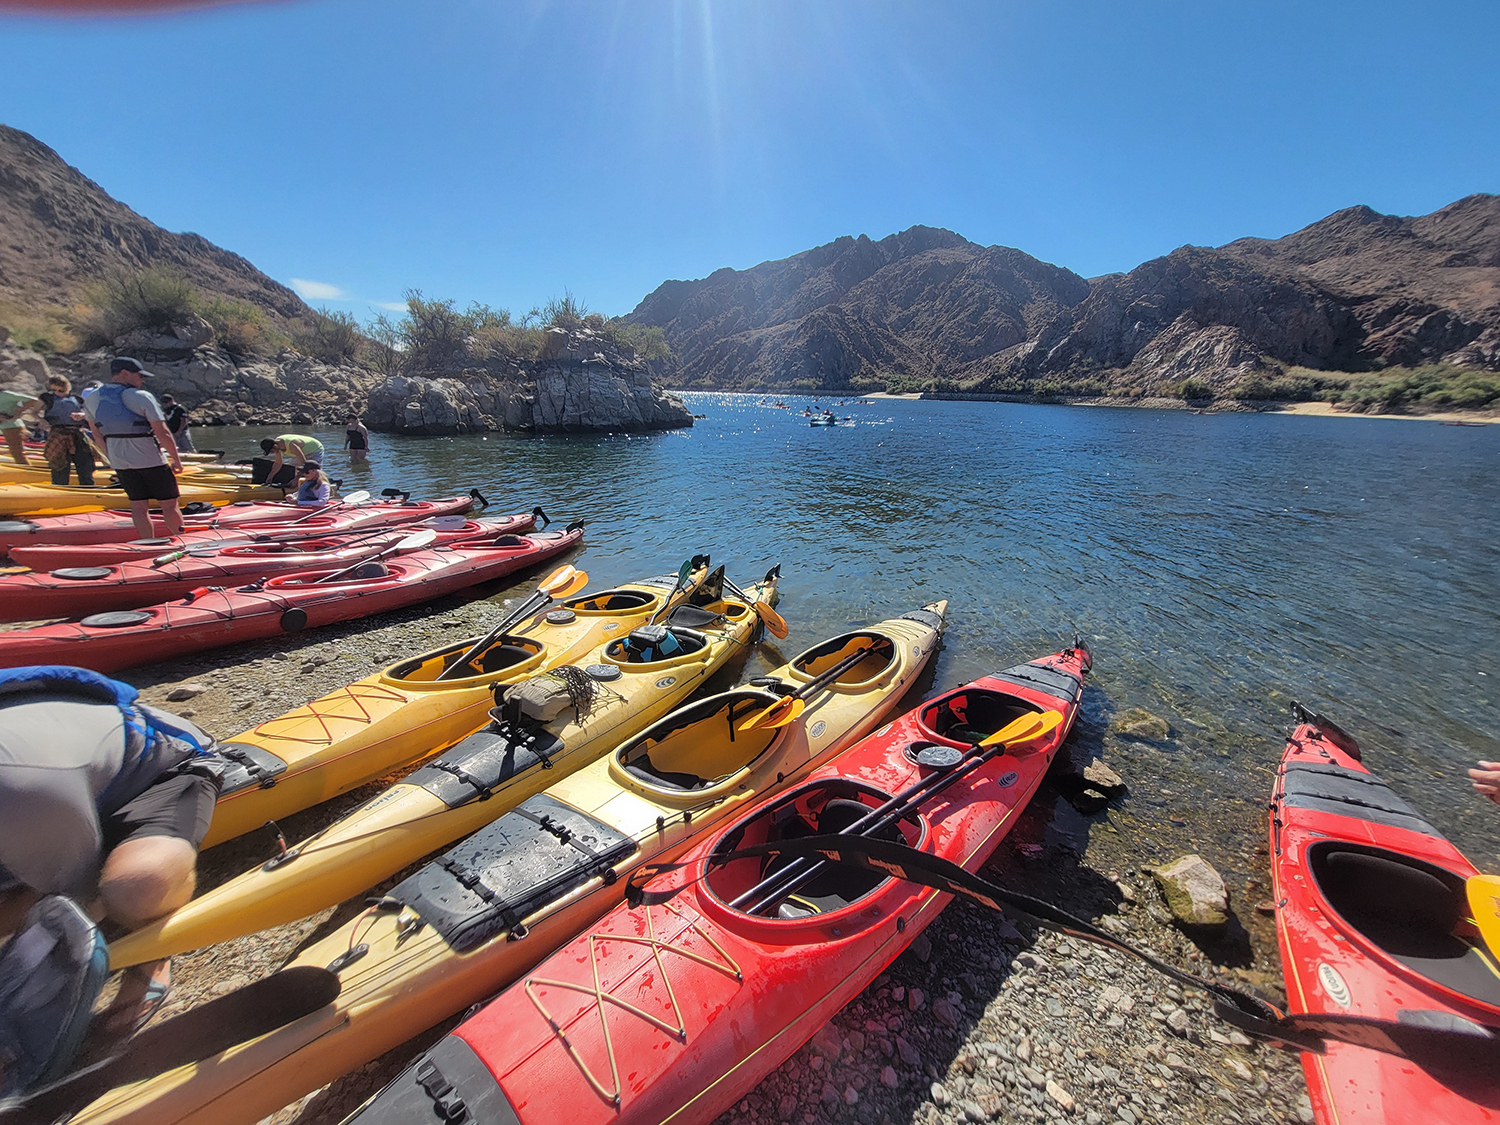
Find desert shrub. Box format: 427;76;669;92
401;291;475;372
542;291;589;332
1172;378;1215;401
602;320;673;361
198;296;282;358
1335;364;1499;413
365;313;405;376
1229;370;1345;401
73;267;198;347
294;307;363;364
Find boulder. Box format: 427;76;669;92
1110;707;1171;741
1148;854;1229;935
0;342;49;391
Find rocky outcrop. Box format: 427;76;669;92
58;345;381;428
364;327;693;435
0;340;51;391
627;196;1500;393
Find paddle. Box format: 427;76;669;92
433;565;590;681
312;527;437;584
0;967;339;1123
1466;875;1500;957
646;558;698;626
737;642;880;732
721;572;789;640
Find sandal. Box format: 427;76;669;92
98;959;171;1040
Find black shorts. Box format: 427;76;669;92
101;772;217;852
115;464;180;502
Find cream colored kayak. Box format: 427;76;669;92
107;567;779;969
75;602;945;1125
201;570;707;848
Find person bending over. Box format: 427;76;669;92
83;358;183;538
0;665;224;1034
269;433;325;480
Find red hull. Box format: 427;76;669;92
1271;726;1500;1124
0;513;537;621
347;648;1089;1125
4;496;477;568
0;525;583;673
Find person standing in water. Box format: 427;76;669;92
343;414;369;464
84;358;184;538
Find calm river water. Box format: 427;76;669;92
230;396;1499;892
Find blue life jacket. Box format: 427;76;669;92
0;666;216;815
40;393;83;428
85;385;154;440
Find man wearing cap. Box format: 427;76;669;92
83;358;184;539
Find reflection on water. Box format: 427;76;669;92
225;397;1499;878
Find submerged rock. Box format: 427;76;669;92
1110;707;1171;741
1148;854;1229;935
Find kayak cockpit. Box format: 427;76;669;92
561;588;658;617
789;632;897;688
603;624;707;664
703;780;923;921
919;687;1045;745
1308;841;1500;1012
388;635;546;684
613;689;782;792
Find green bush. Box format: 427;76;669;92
1335;364;1500;413
198;296;283;358
294;307;363;364
602;320;673;361
1172;378;1215;401
542;291;589;332
73;267;198;348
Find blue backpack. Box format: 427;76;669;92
0;895;108;1096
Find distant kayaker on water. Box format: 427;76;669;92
83;358;184;539
344;414;369;463
0;666;224;1039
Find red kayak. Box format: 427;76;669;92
0;512;541;621
346;645;1090;1125
1;494;486;566
1268;713;1500;1123
0;523;584;673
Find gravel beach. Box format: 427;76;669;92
113;587;1314;1125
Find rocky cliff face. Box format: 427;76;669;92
364;326;693;435
627;197;1500;394
0;125;312;326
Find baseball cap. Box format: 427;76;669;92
110;357;152;377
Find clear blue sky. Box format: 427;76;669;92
3;0;1496;320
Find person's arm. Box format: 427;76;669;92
288;440;308;467
148;419;183;473
0;770;103;899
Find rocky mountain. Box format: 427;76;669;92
626;196;1500;397
0;124;312;326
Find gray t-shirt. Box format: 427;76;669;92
84;386;168;471
0;697;137;898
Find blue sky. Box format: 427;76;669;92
2;0;1496;319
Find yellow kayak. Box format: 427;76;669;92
0;462;251;485
0;481;284;517
107;567;780;969
200;569;712;848
77;601;945;1125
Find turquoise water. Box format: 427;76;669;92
226;397;1500;883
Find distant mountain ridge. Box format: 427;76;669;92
626;195;1500;396
0;124;313;326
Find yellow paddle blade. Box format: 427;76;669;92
755;601;789;639
1466;875;1500;957
737;695;805;733
978;709;1063;749
539;565;587;597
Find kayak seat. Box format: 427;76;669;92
620;695;776;791
793;633;896;685
606;626;707;664
1310;842;1500;1009
774;799;904;913
923;689;1044;745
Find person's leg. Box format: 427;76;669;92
49;462;69;486
3;429;27;466
74;434;96;487
158;497;185;536
128;499;154;538
97;834;197;929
